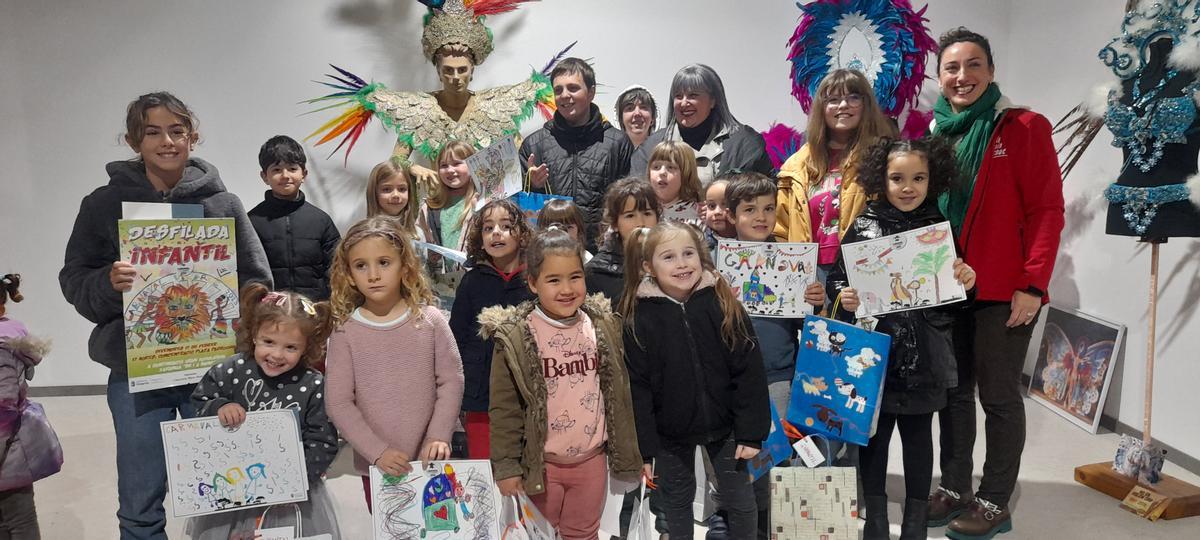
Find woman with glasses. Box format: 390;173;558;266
775;69;897;274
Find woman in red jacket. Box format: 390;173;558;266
927;28;1065;540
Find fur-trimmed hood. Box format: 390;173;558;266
477;293;614;340
0;335;51;369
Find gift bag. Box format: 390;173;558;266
625;481;656;540
501;493;561;540
510;171;572;228
0;401;64;491
769;435;858;540
253;503;334;540
786;314;891;446
747;401;793;481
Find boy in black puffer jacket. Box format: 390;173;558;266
248;135;341;301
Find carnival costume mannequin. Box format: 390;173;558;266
1100;2;1200;238
308;0;555;190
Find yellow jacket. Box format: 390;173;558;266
774;144;868;242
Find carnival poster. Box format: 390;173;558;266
716;239;818;318
839;221;966;318
467;136;523;211
119;218;239;392
161;410;309;518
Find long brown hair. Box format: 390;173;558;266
803;69;896;186
237;283;334;368
329;216;433;325
426;140;478;234
365;158;419;234
620;221;751;349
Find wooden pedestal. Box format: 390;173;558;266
1075;462;1200;520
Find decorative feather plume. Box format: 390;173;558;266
302;65;376;164
787;0;936;117
899;108;933;139
464;0;538;17
540;41;577;76
761;123;805;172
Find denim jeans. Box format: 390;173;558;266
657;437;756;540
106;372;196;540
938;302;1036;508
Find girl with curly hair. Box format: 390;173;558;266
448;199;534;458
825;135;977;539
324;216;464;511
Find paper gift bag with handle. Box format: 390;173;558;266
768;434;858;540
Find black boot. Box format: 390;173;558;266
864;496;889;539
900;498;929;540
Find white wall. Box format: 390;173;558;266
3;1;1196;455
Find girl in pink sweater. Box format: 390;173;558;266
325;216;465;511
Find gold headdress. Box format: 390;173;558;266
422;0;493;64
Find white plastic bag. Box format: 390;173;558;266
500;493;561;540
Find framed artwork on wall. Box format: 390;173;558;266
1027;305;1125;433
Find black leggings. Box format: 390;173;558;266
859;411;934;500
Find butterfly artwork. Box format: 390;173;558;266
1027;306;1125;433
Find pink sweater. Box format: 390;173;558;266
325;306;464;473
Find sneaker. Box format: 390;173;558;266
945;497;1012;540
926;486;968;527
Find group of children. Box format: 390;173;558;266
50;73;985;540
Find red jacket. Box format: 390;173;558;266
956;108;1065;303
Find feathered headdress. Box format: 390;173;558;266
787;0;936;117
420;0;538;65
761;123;806;172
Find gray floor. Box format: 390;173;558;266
29;394;1200;539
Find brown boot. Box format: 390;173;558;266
926;486;968;527
945;497;1012;540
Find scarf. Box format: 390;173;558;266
933;83;1002;233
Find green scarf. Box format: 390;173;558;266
933;83;1003;233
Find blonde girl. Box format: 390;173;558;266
647;141;703;224
620;221;770;539
366;158;423;240
421;140;479;251
324;216;464;511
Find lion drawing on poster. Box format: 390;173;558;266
124;272;237;348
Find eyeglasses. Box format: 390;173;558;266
824;94;864;108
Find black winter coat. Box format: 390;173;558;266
827;199;967;414
519;105;633;251
584;241;624;303
449;263;534;411
624;275;770;458
248;191;340;301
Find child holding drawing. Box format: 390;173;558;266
826;136;975;539
323;216;464;512
479;229;642;540
449;199;535;458
58;91;271;539
621;221;770;540
187;283;341;539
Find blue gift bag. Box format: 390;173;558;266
510;191;572;228
747;402;792;481
786;315;891;446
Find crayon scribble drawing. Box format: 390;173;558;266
716;239;818;318
466;136;522;210
839;221;965;318
120;218;239;392
160;410;308;518
371;460;500;539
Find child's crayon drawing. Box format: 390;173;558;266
467;137;523;211
839;221;966;318
370;460;500;539
716;239;818;318
120;218;240;393
161;410;308;518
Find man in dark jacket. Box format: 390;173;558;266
521;58;633;252
248;136;341;301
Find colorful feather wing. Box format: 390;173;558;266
303;65;379;164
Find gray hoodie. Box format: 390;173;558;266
59;158;272;373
